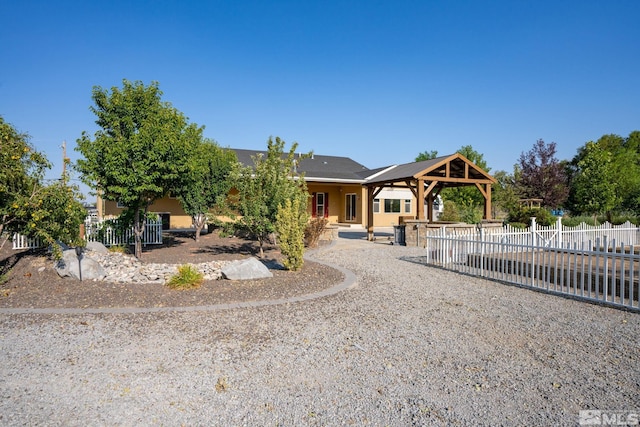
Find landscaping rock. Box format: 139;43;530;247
221;257;273;280
55;250;107;281
85;241;109;254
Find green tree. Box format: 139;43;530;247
231;137;309;258
76;79;202;258
173;139;236;241
567;131;640;216
1;116;85;251
415;150;439;162
570;141;617;223
491;169;520;219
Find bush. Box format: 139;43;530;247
275;198;308;271
440;200;460;222
508;207;556;227
460;204;483;224
166;264;204;290
304;217;329;248
108;244;129;254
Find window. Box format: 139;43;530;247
373;198;380;213
312;192;329;218
404;199;412;213
116;200;126;208
384;199;401;213
345;194;357;221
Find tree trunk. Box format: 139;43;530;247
258;237;264;258
193;213;205;242
133;208;145;259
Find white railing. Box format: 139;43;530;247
427;217;639;253
424;223;640;311
84;218;163;247
12;218;163;250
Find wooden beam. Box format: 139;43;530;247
484;184;492;220
406;179;418;198
367;186;375;240
416;178;425;220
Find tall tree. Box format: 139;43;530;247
491;169;520;218
173;139;236;241
567;131;640;215
570;141;617;222
516;139;568;209
76;80;202;258
231;137;309;258
1;116;85;251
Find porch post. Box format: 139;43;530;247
416;178;425;220
484;184;492;220
367;185;375;241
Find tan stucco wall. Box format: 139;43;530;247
100;183;421;229
307;183;365;224
101;198;193;229
372;192;417;227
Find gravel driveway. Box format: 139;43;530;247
1;233;638;426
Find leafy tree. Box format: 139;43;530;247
173;139;236;241
1;116;85;251
231;137;309;258
516;139;569;209
570;141;617;223
415;150;439;162
76;79;202;258
491;169;520;219
567;131;640;216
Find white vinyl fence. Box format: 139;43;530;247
12;218;163;250
424;219;640;311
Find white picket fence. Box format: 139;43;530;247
423;219;640;311
12;218;163;250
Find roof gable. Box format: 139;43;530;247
364;153;495;186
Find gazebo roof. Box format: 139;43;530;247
364;153;495;187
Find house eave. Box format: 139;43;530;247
304;176;366;184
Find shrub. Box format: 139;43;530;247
508;207;556;227
304;217;329;248
166;264;204;290
440;200;460;222
275;198;308;271
108;244;129;254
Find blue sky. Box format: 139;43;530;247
2;1;639;196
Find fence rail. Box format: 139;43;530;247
11;219;163;250
424;221;640;311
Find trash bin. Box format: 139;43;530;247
393;225;406;246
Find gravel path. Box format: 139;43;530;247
1;235;638;426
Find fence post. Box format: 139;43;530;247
530;217;537;247
556;216;562;247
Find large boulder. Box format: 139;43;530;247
55;249;106;281
221;257;273;280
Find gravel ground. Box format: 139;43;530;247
0;233;639;426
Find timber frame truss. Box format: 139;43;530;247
364;153;496;239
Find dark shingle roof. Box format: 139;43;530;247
230;148;370;182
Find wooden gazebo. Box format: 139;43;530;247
364;153;496;240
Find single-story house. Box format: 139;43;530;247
97;149;495;231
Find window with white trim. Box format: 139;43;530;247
384;199;401;213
